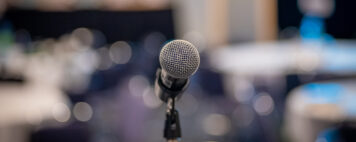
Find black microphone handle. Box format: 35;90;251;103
154;68;189;103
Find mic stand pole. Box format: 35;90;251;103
164;97;181;142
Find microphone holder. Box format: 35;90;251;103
155;69;188;141
164;97;181;142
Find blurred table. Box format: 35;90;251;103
0;48;71;142
209;40;356;76
207;40;356;142
285;79;356;142
0;82;69;142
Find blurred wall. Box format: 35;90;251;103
228;0;255;42
254;0;277;41
174;0;278;48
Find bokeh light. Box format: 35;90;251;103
142;87;162;109
143;32;166;56
96;47;113;70
52;103;71;123
203;114;231;136
73;102;93;122
71;27;94;47
253;92;275;116
233;79;255;103
109;41;132;64
128;75;150;97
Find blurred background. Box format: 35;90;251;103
0;0;356;142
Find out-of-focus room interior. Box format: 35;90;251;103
0;0;356;142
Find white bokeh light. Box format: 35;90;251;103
109;41;132;64
52;103;71;123
73;102;93;122
253;92;275;116
128;75;150;97
142;87;162;109
203;114;231;136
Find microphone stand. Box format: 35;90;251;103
164;97;181;142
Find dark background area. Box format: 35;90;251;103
278;0;356;39
2;9;175;43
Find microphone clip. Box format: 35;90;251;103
155;68;186;141
164;98;181;141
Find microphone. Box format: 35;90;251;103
154;40;200;103
154;40;200;141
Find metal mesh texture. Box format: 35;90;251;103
159;40;200;78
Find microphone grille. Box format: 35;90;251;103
159;40;200;78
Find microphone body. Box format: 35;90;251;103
154;68;189;103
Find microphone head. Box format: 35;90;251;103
159;40;200;78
